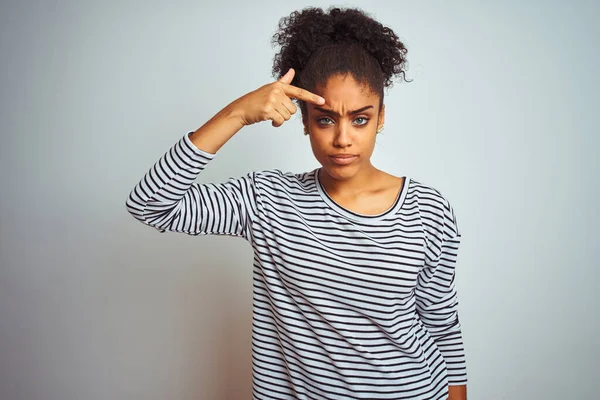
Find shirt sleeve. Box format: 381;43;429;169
415;197;467;385
125;132;257;240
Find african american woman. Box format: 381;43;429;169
127;6;468;400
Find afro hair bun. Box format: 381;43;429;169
272;7;409;89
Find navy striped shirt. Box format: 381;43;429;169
126;132;467;399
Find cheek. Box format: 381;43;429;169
355;132;378;155
308;134;327;155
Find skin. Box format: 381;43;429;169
188;68;324;154
302;73;405;215
448;385;468;400
188;68;466;400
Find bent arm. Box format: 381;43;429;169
125;70;325;236
125;102;259;238
125;131;257;239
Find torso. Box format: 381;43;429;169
246;169;454;399
326;173;405;216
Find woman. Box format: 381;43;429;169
126;6;467;400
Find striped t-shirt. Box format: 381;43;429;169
126;132;467;399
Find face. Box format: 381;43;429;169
303;73;385;182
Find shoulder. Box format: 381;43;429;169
408;177;460;240
409;178;453;211
252;168;318;193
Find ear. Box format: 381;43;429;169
378;103;385;131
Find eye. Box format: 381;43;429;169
354;117;369;126
317;117;334;125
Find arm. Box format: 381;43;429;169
448;384;467;400
125;68;324;236
416;198;467;398
125;130;258;238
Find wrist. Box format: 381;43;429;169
222;99;247;127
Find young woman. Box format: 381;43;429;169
126;7;467;400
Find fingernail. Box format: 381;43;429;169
318;97;325;104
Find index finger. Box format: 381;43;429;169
283;84;325;105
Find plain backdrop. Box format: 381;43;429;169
1;1;598;399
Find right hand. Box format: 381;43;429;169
232;68;325;127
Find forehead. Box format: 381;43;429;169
310;74;380;111
318;74;377;97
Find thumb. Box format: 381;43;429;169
278;68;295;85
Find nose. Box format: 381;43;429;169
333;123;352;148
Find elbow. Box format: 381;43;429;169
431;318;462;340
418;307;462;338
125;191;146;223
126;195;178;233
124;191;167;233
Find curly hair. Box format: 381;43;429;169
271;7;409;113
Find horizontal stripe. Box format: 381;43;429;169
126;132;468;398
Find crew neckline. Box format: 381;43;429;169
314;168;410;222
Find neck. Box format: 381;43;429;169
319;163;380;197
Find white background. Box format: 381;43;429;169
1;1;598;399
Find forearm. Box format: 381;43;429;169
126;101;246;229
189;68;324;154
127;70;318;234
417;229;467;386
448;384;467;400
188;101;245;154
125;131;214;231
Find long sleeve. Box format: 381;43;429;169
416;197;467;385
125;132;257;240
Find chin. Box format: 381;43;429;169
322;162;360;181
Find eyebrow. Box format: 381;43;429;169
313;105;374;117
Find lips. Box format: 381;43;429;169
329;154;358;165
